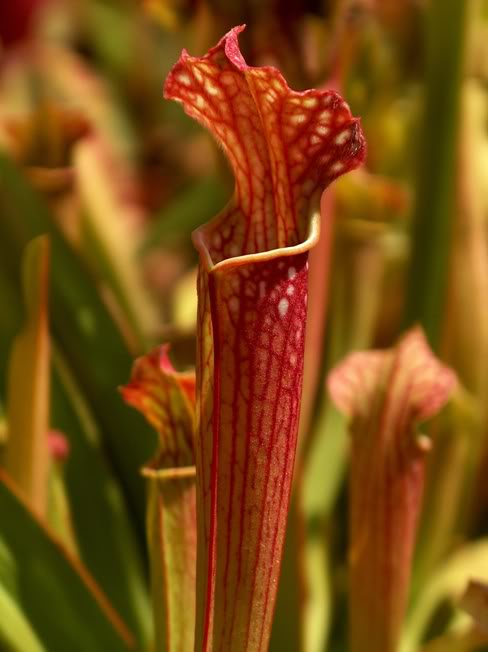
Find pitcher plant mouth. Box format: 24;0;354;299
193;211;321;273
164;24;366;651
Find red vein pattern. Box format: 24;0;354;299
121;345;195;469
121;347;197;652
328;328;457;652
164;25;366;651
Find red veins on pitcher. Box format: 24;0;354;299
122;346;197;652
164;25;366;651
121;344;195;470
328;328;457;652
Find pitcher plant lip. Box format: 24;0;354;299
193;211;321;272
141;465;196;481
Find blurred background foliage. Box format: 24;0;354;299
1;0;488;651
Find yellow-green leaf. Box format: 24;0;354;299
4;236;50;517
0;582;46;652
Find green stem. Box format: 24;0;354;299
403;0;469;346
143;467;197;652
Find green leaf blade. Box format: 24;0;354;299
0;472;135;652
0;153;157;532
